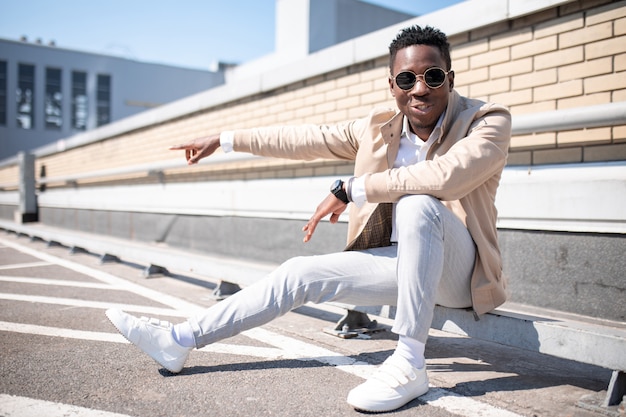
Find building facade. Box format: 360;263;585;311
0;38;226;160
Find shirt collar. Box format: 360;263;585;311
401;111;446;145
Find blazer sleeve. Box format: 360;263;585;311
231;122;360;161
230;108;397;162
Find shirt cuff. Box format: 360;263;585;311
219;131;234;153
349;176;367;208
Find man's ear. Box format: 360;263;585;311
448;70;455;91
389;77;396;97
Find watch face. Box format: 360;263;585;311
331;179;342;192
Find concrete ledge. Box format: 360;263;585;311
1;218;624;375
0;220;275;287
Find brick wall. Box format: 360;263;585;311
1;0;624;187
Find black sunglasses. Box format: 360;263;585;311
393;67;450;90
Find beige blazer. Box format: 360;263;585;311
232;90;512;316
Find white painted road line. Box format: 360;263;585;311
0;394;135;417
0;261;52;270
0;276;114;289
0;293;189;317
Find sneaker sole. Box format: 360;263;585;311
348;383;429;412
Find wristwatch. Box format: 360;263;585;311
330;179;350;204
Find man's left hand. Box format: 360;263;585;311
302;194;348;243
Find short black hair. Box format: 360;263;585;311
388;25;451;72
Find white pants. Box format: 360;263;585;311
189;195;475;346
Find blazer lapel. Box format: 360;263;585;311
381;113;404;169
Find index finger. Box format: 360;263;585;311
169;143;193;150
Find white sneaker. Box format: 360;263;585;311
346;355;429;412
106;309;192;373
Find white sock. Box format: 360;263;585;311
171;321;196;348
393;335;425;369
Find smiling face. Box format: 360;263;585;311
389;44;454;141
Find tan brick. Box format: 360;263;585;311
535;13;584;39
326;109;349;124
470;77;510;97
511;36;558;60
276;109;297;123
259;114;279;126
510;100;556;115
614;88;626;101
586;2;626;26
284;96;305;111
347;104;372;119
585;72;626;94
373;77;391;92
348;80;374;97
314;101;336;115
510;132;556;150
455;85;470;97
490;27;533;49
534;46;584;70
295;84;315;99
586;35;626;60
558;57;613;82
506;151;532;166
512;68;557;90
491;58;533;79
533;147;582;164
491;89;533;106
313;79;336;94
616;17;626;36
336;96;360;111
336;72;360;88
454;67;489;87
453;56;469;73
304;114;326;125
359;68;382;83
325;86;348;101
557;92;611;109
451;39;489;60
558;127;612;146
584;143;626;162
268;101;287;115
614;124;626;140
534;79;583;101
361;90;389;106
616;53;626;72
563;21;613;50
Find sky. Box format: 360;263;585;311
0;0;464;71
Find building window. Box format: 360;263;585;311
45;68;62;129
17;63;35;129
96;74;111;127
71;71;88;130
0;61;6;126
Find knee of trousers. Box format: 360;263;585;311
395;195;443;226
268;256;316;288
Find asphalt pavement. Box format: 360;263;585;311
0;232;614;417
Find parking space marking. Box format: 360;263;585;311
0;261;52;270
0;394;134;417
0;276;114;289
